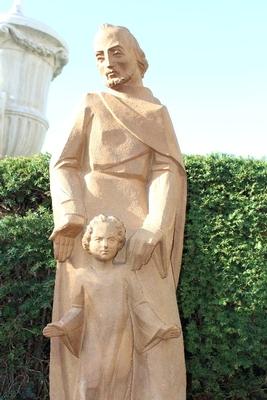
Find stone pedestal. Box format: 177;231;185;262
0;4;68;157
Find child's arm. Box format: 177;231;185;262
127;272;181;352
43;306;83;338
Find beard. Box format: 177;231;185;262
106;72;133;88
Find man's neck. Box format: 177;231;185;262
107;85;156;102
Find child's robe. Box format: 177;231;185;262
58;265;180;400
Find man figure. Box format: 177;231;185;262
49;24;187;399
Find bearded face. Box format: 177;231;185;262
94;27;142;89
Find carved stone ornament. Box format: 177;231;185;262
0;23;68;78
0;2;69;157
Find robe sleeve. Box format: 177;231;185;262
127;273;179;353
141;151;186;283
58;283;85;358
50;95;92;231
142;152;182;235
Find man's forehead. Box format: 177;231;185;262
93;29;130;52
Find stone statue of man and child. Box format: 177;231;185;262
43;23;187;400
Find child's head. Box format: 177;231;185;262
82;214;126;261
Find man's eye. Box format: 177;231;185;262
113;51;122;56
96;57;104;62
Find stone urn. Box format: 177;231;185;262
0;2;68;157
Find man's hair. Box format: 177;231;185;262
82;214;126;253
97;23;148;78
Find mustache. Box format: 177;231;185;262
105;68;118;77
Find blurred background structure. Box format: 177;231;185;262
0;0;68;157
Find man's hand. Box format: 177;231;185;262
49;214;85;262
126;228;163;270
43;322;65;338
52;235;75;262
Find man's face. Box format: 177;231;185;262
89;222;121;261
94;28;141;88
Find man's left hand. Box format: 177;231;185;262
126;228;163;270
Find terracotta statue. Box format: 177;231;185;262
48;23;187;399
44;215;181;399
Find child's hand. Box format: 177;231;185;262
157;325;181;340
43;322;65;337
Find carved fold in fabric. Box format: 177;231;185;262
97;92;185;169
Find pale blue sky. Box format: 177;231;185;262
1;0;267;158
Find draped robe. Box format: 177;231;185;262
49;88;187;400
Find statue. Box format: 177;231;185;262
48;24;187;399
44;215;181;399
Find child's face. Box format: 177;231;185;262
89;222;121;261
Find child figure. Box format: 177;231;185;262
43;215;181;400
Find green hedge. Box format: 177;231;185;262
0;154;266;399
180;155;267;399
0;155;54;399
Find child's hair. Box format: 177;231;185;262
82;214;126;253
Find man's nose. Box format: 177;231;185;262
104;52;113;68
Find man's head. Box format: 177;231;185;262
82;214;126;261
93;24;148;89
